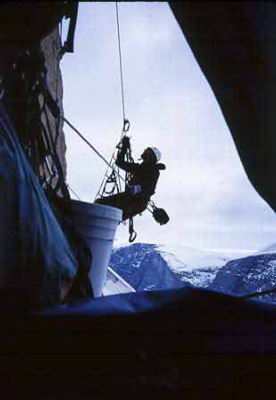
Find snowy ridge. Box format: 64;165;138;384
257;242;276;254
110;242;233;291
156;244;228;272
110;243;183;292
110;242;276;299
211;251;276;302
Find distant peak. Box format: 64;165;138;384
257;243;276;254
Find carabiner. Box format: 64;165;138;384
123;119;130;132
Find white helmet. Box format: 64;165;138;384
148;147;161;162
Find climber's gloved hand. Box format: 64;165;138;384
122;136;130;148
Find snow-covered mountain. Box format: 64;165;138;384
210;251;276;302
110;243;230;291
110;242;276;301
110;243;183;291
257;242;276;254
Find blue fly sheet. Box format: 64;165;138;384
0;101;78;310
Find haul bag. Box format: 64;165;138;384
152;207;170;225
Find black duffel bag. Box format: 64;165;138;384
152;207;170;225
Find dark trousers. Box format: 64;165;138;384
96;192;148;221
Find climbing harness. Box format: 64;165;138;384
63;116;169;227
94;118;138;243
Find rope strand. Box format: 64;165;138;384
67;183;81;200
62;116;125;183
94;3;129;202
115;2;126;122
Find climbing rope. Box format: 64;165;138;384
67;183;81;200
62;116;125;185
95;2;130;201
115;2;127;122
92;3;139;242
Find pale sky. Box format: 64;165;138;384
60;2;276;252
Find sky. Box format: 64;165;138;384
60;2;276;252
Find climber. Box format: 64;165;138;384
96;136;166;220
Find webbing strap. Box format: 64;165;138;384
128;217;137;243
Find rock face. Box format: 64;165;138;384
210;252;276;302
110;244;184;291
0;26;67;185
40;27;67;179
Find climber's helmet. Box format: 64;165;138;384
141;147;161;163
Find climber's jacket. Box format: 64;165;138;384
116;144;166;200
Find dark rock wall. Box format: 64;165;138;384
0;4;67;188
40;27;67;180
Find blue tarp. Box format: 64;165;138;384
0;286;276;397
0;101;78;310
